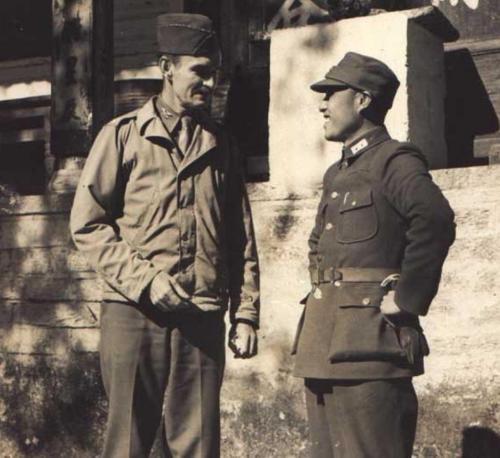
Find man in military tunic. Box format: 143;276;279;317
70;14;260;458
293;52;455;457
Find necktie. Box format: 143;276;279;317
177;115;193;155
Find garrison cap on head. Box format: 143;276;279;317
156;13;218;56
311;52;400;109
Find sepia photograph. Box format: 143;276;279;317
0;0;498;457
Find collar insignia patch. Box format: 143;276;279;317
351;138;368;155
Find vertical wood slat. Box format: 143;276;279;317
92;0;114;139
51;0;93;158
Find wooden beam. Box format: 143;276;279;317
49;0;113;192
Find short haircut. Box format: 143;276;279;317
362;97;389;125
158;53;181;65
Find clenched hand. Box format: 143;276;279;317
228;322;258;359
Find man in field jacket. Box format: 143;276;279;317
293;52;455;458
70;14;259;458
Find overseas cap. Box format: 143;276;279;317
157;13;218;56
310;52;400;109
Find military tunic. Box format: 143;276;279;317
294;126;455;380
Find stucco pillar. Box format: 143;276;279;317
268;6;456;197
48;0;114;193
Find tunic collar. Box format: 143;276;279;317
340;125;391;167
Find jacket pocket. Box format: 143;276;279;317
336;190;378;243
328;284;406;363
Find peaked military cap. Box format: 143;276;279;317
311;52;400;109
156;13;218;56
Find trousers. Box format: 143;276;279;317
305;378;418;458
99;300;226;458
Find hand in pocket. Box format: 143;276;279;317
149;272;192;312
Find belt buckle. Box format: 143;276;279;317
380;273;400;289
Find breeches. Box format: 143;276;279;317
305;378;418;458
99;301;225;458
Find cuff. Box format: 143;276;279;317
234;318;259;330
394;275;438;316
231;302;259;328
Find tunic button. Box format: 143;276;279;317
334;281;341;287
362;297;370;305
351;201;357;206
325;223;333;230
331;191;338;199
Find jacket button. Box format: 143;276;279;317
362;297;370;305
334;281;341;287
331;191;338;199
351;201;357;206
325;223;333;230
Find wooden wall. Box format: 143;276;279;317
407;0;500;165
0;0;179;95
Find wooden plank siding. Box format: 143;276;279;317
0;0;173;99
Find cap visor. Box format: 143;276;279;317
310;78;348;93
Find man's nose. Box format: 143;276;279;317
204;75;216;89
319;100;327;113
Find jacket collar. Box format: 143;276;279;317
136;97;171;140
155;96;181;134
340;125;391;167
136;97;218;172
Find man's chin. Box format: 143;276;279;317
190;98;211;110
184;101;210;115
324;130;340;142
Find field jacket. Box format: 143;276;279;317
70;98;260;325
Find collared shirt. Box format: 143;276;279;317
70;97;260;325
155;95;181;134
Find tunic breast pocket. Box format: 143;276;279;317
336;189;378;243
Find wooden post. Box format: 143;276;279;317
48;0;113;193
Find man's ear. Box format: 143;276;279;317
159;55;174;82
356;91;372;114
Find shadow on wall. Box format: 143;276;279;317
445;48;499;168
462;426;500;458
0;191;105;457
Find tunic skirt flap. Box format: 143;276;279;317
328;283;406;363
336;283;385;308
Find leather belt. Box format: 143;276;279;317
309;267;400;286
